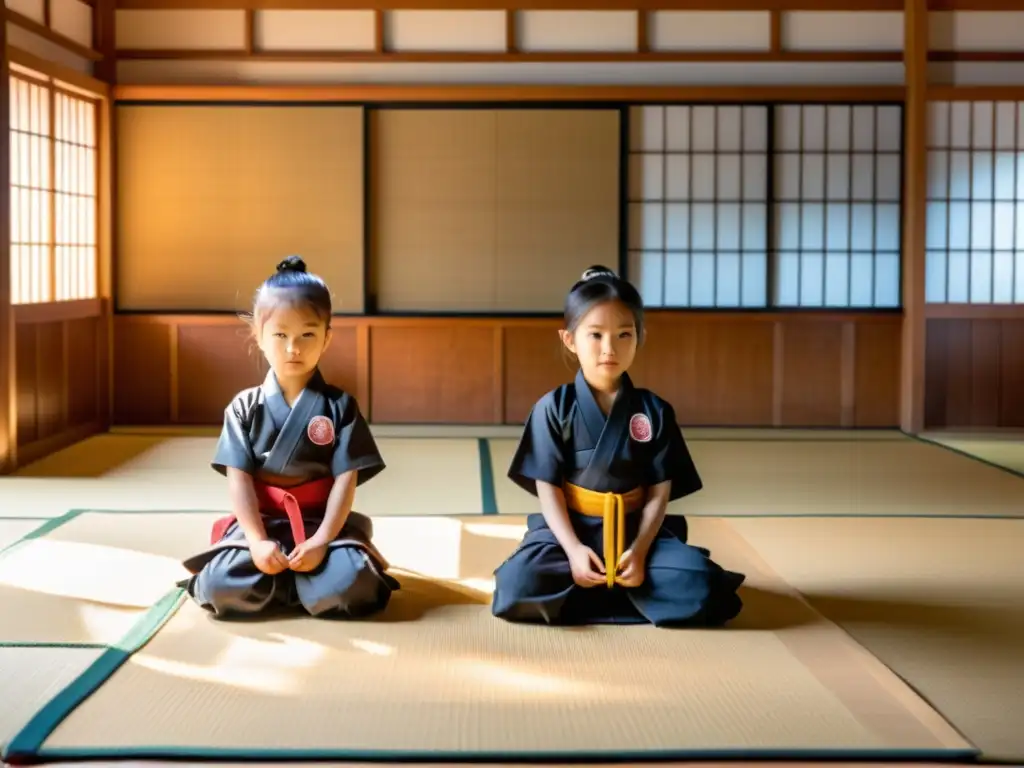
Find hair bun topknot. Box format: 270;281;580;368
276;255;307;274
581;265;617;281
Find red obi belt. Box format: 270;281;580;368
210;476;333;545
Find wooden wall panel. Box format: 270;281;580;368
778;321;844;427
13;309;104;467
369;324;496;424
925;317;1024;429
113;319;172;425
503;322;566;424
112;312;902;429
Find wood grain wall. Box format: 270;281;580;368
113;312;900;428
13;300;107;465
925;310;1024;429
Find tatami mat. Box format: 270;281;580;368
0;520;44;551
491;436;1024;518
3;509;974;762
920;432;1024;476
728;516;1024;763
0;512;193;646
0;647;104;746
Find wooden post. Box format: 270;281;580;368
0;19;14;472
900;0;928;434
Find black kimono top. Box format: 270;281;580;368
212;369;385;486
508;369;702;502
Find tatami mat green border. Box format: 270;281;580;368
1;589;187;764
6;744;982;764
477;438;497;515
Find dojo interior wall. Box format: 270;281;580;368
5;2;1024;470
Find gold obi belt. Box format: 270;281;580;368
562;483;646;587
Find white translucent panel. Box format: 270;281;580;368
629;202;663;249
1018;202;1024;249
665;106;689;151
665;203;689;249
971;201;993;249
851;154;875;199
947;251;970;302
802;153;825;199
716;251;741;306
775;203;800;250
972;102;994;148
775;106;802;151
995;102;1017;150
927;201;948;249
1016;252;1024;302
629;154;663;200
1018;103;1024;148
972;152;994;198
743;154;766;200
629;251;665;306
877;106;902;152
664;252;689;307
827;154;850;200
743;107;768;152
948;202;970;249
742;203;767;250
828;106;852;151
928;151;949;199
718;203;742;250
994;202;1015;249
690;252;716;306
970;250;993;303
718;154;742;200
851;204;874;251
827;203;850;250
691;107;717;151
994;152;1016;200
993;251;1014;303
777;154;801;200
631;106;664;151
802;203;825;249
690;203;715;249
741;252;767;306
928;102;949;148
775;252;800;305
802;106;826;152
876;203;901;250
849;252;875;306
800;252;825;306
948;152;971;199
876;155;901;201
950;102;972;148
926;250;948;302
1018;156;1024;199
666;155;690;200
691;155;715;200
874;251;900;307
825;252;850;306
852;107;876;151
717;107;742;151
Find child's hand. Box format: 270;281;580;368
567;544;606;588
289;540;328;572
250;539;289;575
615;548;646;588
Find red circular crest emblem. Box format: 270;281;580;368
629;413;653;443
307;416;335;446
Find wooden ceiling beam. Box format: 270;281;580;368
112;0;1024;9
